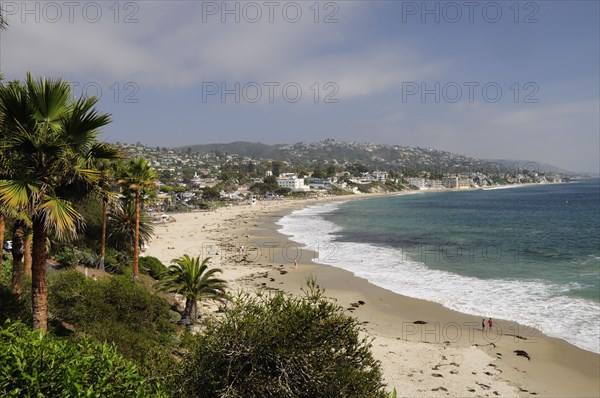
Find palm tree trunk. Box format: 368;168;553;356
183;299;192;322
132;190;140;279
11;223;24;295
99;200;107;272
189;299;198;325
0;214;5;282
32;219;48;331
24;232;32;277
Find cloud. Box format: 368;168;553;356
1;1;442;97
375;99;600;172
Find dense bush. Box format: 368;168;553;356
139;256;167;280
76;248;99;268
48;271;178;379
1;258;12;284
103;247;129;274
0;282;31;324
177;280;386;398
55;248;78;269
0;321;168;397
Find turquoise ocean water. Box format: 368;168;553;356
278;180;600;353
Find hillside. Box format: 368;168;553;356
176;140;571;175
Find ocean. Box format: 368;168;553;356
277;179;600;354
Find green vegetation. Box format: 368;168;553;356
155;255;227;325
1;252;394;397
48;271;177;374
0;73;116;331
0;320;168;397
117;158;158;278
55;248;78;269
249;175;280;195
139;255;167;280
0;279;31;325
108;201;154;254
176;280;386;398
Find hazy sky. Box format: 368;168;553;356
1;1;598;172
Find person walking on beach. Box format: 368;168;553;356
482;318;486;331
488;318;493;330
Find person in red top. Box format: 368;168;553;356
488;318;493;330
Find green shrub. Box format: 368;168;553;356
0;282;31;325
139;256;167;280
76;248;99;268
103;247;129;274
177;280;386;398
0;320;168;397
48;271;178;381
1;258;12;284
55;248;78;269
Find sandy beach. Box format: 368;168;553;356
145;196;600;398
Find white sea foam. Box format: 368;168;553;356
277;203;600;354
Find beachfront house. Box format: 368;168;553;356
408;177;427;189
308;178;331;190
443;176;459;189
277;174;309;192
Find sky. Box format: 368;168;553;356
0;0;598;173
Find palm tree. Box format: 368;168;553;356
107;200;154;253
11;219;27;294
155;255;228;325
118;158;157;278
0;73;114;331
96;160;121;271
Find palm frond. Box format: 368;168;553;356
62;96;111;151
38;195;84;241
155;255;227;302
0;81;35;133
88;143;121;161
107;200;154;251
0;179;39;209
26;72;71;133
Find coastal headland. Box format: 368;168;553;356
145;193;600;397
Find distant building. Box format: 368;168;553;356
443;176;459;189
408;178;427;189
372;171;388;182
458;177;472;189
428;180;444;189
190;172;203;188
277;174;308;191
308;178;331;190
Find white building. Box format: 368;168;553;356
428;180;444;189
408;178;427;189
277;174;308;191
443;176;459;189
372;171;388;182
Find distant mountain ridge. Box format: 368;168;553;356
175;140;572;175
484;159;572;175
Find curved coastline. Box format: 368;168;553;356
277;197;600;355
145;189;600;397
253;192;599;397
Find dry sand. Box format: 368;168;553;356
145;196;600;397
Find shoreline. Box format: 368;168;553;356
145;192;600;397
276;191;600;355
